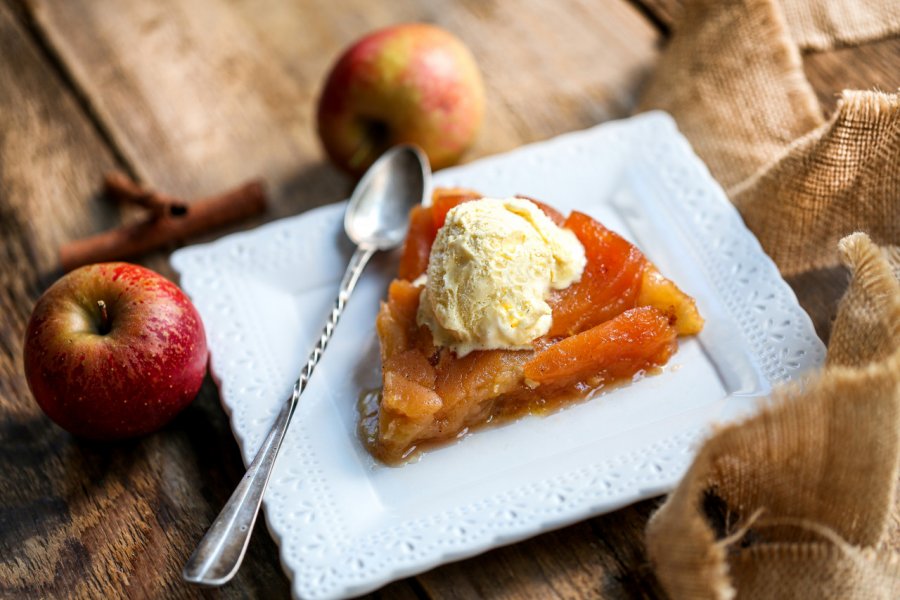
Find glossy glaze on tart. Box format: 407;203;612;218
361;189;703;464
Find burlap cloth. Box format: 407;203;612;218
636;0;900;597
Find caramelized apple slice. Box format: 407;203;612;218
397;189;479;281
431;188;483;230
382;371;442;418
548;212;644;336
374;280;440;456
524;306;677;388
375;276;536;459
514;195;566;225
397;206;437;281
637;264;704;335
434;348;530;412
377;279;421;348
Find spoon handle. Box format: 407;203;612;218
183;244;376;586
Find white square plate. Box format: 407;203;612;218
171;112;825;600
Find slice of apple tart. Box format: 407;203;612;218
360;188;703;464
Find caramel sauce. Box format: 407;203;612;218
358;365;664;466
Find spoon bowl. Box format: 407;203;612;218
345;144;430;249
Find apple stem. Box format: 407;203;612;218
97;300;111;335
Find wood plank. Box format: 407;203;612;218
0;3;291;597
802;37;900;114
28;0;659;215
26;0;346;214
632;0;681;29
418;500;665;599
20;0;662;598
232;0;660;154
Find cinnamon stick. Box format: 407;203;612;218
60;177;267;272
104;171;188;217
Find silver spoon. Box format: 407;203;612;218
183;145;430;586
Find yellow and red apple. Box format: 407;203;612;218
23;263;208;439
317;23;485;175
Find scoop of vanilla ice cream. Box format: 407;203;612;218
417;197;586;356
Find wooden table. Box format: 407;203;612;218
2;1;897;597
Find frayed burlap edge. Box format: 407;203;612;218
828;233;900;368
646;234;900;600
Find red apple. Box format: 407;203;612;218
317;23;485;175
23;262;208;439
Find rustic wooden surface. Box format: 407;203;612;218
0;0;897;597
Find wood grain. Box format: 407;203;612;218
25;0;347;216
0;2;290;597
2;0;898;597
27;0;659;218
418;499;665;599
627;0;678;32
802;36;900;114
